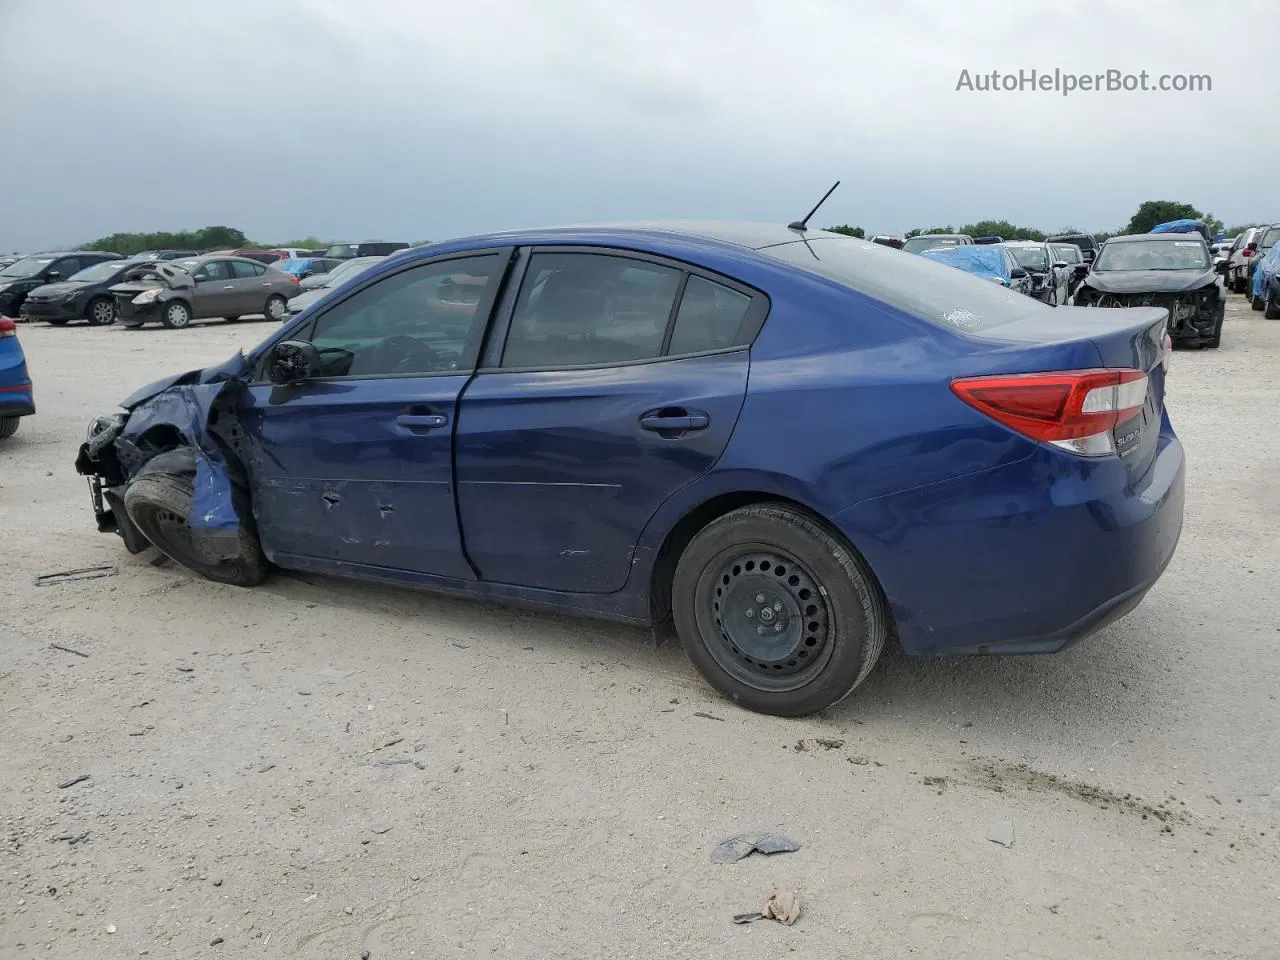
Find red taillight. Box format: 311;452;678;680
0;317;16;338
951;368;1148;456
290;275;301;284
1244;246;1256;257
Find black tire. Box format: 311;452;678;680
85;297;116;326
264;294;288;321
160;300;193;329
123;449;268;587
1232;276;1247;294
0;416;19;439
1251;295;1265;312
671;504;889;717
1267;292;1280;320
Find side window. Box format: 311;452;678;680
306;255;501;378
231;260;265;279
54;257;81;277
666;275;753;355
194;260;233;282
501;253;681;368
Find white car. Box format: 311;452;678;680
1004;241;1069;306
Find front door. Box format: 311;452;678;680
454;250;760;594
236;251;510;578
189;258;238;318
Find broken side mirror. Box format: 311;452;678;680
1214;260;1229;275
267;339;322;385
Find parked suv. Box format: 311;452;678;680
1046;232;1100;264
0;251;122;318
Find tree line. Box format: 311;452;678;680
827;200;1251;244
75;201;1253;259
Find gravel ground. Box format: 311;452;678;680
2;298;1278;959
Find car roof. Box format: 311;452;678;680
1106;233;1208;244
1003;240;1044;247
423;221;845;253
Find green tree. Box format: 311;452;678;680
1122;201;1203;235
823;224;864;238
80;225;249;257
1223;223;1256;237
959;220;1045;241
272;235;327;249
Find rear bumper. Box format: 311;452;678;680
835;422;1185;657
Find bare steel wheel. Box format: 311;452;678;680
672;504;889;717
265;294;288;321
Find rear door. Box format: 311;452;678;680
229;259;270;314
236;250;510;577
453;248;765;594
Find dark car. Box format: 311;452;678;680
0;251;122;318
126;250;201;263
1046;232;1100;264
74;222;1183;718
20;259;133;325
869;235;904;249
109;255;300;329
1073;233;1222;347
324;241;410;259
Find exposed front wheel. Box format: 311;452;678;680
264;294;288;321
161;301;193;329
0;416;19;439
123;449;268;587
86;297;116;326
671;504;890;717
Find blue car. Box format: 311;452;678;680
921;244;1035;297
74;222;1185;716
273;257;340;282
1251;242;1280;317
0;316;35;439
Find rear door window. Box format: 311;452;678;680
667;275;753;355
231;260;266;278
764;237;1047;332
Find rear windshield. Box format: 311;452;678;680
763;236;1046;332
902;235;962;255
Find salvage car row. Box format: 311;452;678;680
0;241;410;328
899;224;1227;349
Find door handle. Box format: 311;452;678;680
639;410;710;433
222;284;235;289
395;413;448;430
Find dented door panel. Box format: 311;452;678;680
236;375;473;579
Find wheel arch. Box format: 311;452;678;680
645;488;889;627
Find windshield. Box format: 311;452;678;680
67;260;127;282
1094;239;1209;271
1;257;55;278
902;236;963;254
764;237;1043;332
1008;246;1048;269
325;244;359;258
324;258;378;285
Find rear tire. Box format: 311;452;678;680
0;416;19;439
671;504;889;717
86;297;116;326
264;294;288;321
160;300;193;329
1251;294;1265;311
123;449;268;587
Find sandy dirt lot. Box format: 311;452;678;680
2;297;1279;959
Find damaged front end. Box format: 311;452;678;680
73;351;255;561
1074;284;1222;346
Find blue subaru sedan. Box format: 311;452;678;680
0;316;35;439
75;222;1185;716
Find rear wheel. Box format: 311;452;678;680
0;416;19;439
264;294;288;321
123;449;268;587
671;504;889;717
1251;294;1265;311
161;301;192;329
86;297;116;326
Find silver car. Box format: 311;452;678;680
287;256;386;313
109;255;302;329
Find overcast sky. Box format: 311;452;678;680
1;0;1264;251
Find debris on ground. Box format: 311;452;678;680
732;912;764;924
812;737;845;750
34;566;117;586
48;643;90;658
693;711;725;721
712;831;802;863
57;774;90;790
761;889;802;925
988;821;1015;847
